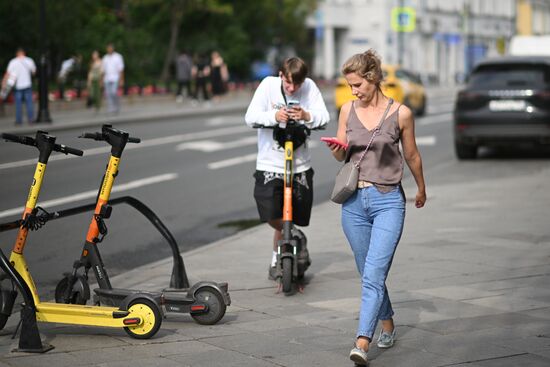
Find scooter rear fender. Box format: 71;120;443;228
189;281;231;306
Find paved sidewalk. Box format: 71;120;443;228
2;84;548;366
0;90;254;135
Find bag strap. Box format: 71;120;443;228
280;82;288;106
352;98;393;168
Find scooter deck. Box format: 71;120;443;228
94;287;200;314
37;302;132;328
94;288;162;307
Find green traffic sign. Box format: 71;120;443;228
391;7;416;32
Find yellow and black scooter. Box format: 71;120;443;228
53;125;229;325
0;131;162;352
253;116;324;294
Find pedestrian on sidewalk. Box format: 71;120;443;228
323;49;426;366
1;48;36;125
245;57;330;280
175;50;193;102
57;54;82;101
191;53;210;102
210;50;229;102
87;50;103;112
102;43;124;114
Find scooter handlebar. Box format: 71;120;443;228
251;123;272;129
54;144;84;156
3;132;83;156
251;123;325;131
1;133;35;146
79;131;140;143
79;132;103;140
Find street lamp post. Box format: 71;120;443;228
35;0;51;123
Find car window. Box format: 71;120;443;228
469;63;550;88
395;69;408;81
405;71;422;85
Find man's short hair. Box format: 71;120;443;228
280;57;308;85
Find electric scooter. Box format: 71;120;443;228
0;131;163;352
54;124;229;325
253;120;324;294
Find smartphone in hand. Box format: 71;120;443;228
321;137;348;149
287;100;300;109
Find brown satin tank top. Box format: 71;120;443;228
346;101;404;185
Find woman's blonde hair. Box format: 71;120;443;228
341;49;383;87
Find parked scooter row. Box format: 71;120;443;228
0;126;230;352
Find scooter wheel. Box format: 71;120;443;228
190;288;226;325
0;314;7;331
0;281;17;330
124;298;162;339
282;257;293;293
54;276;89;305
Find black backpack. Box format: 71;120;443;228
273;122;310;149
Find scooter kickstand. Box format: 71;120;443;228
11;318;22;340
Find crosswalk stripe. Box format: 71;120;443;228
208;153;257;170
176;136;257;152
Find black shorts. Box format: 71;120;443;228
253;169;314;227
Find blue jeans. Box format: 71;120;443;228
104;81;120;113
341;186;405;339
14;87;34;123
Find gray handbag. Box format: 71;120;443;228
330;99;393;204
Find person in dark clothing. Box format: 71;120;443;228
210;50;229;101
192;54;210;102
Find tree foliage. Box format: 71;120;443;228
0;0;318;85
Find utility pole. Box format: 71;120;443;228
35;0;51;123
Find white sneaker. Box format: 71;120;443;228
349;346;368;365
377;328;396;348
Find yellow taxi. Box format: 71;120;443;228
335;64;427;116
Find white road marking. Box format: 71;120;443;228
0;125;248;171
0;173;178;219
176;136;257;152
206;141;321;170
208;153;257;170
205;116;244;126
418;112;452;126
415;135;436;146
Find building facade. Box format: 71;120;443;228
517;0;550;35
307;0;535;85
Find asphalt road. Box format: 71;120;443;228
4;88;542;299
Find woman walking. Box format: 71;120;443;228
323;49;426;365
87;50;103;112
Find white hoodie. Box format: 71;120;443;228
245;76;330;173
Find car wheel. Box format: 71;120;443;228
403;97;411;110
416;97;426;116
455;141;477;160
